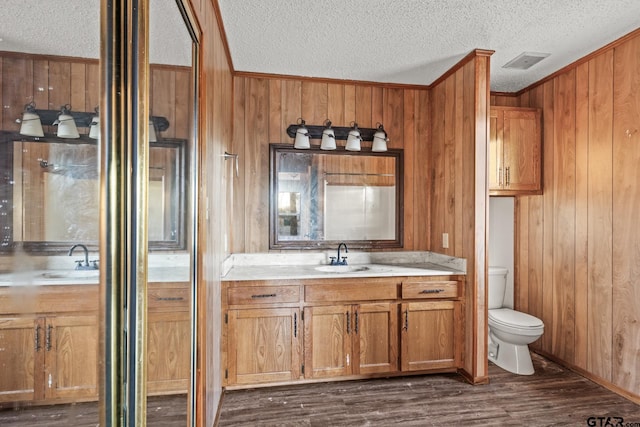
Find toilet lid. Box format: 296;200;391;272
489;308;543;328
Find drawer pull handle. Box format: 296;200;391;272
420;289;444;294
346;311;351;334
251;293;277;299
157;297;184;301
45;324;53;351
34;324;41;351
403;309;409;330
294;312;298;338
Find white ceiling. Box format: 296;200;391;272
1;1;638;92
218;0;640;92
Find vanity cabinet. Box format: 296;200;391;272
304;302;398;378
489;106;542;195
222;282;302;386
0;286;99;405
222;275;463;389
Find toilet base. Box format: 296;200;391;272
488;331;535;375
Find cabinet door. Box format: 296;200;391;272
44;314;98;400
0;316;43;403
227;307;300;385
148;311;190;394
489;108;503;191
354;303;398;375
304;305;351;379
400;301;460;371
502;109;541;191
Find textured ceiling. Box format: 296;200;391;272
0;0;192;66
1;1;638;92
218;0;640;92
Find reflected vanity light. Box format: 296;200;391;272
14;105;170;140
53;104;80;139
89;108;100;139
149;119;158;142
17;102;44;137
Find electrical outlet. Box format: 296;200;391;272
442;233;449;249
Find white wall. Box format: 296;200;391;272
489;197;514;308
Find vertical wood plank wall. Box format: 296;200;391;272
492;30;640;400
189;0;234;424
230;77;431;253
430;53;491;382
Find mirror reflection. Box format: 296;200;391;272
6;138;184;248
270;144;403;249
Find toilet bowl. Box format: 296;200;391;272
488;267;544;375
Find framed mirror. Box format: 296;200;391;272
270;144;404;249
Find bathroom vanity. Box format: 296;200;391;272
221;253;466;388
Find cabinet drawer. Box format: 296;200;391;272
227;286;300;305
402;280;459;299
148;286;190;311
305;282;396;302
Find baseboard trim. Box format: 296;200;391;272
532;350;640;405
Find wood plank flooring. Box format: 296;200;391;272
1;354;638;426
218;354;640;426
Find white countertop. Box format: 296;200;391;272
221;251;466;281
0;266;190;286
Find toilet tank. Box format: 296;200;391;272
488;266;508;309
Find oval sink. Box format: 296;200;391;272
315;265;370;273
41;270;100;280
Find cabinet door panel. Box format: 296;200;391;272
355;303;398;375
304;305;351;378
227;308;300;385
0;317;42;403
44;315;98;400
502;109;541;191
489;108;502;190
148;311;190;394
400;301;458;371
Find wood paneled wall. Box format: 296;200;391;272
188;0;234;424
230;77;431;253
430;52;492;382
494;29;640;401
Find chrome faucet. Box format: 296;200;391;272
68;244;99;270
330;243;349;265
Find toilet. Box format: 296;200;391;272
488;266;544;375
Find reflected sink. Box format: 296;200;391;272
314;265;370;273
41;270;100;280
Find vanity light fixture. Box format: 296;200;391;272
371;122;388;152
53;104;80;139
293;117;311;149
320;119;336;150
286;120;390;152
345;121;362;151
17;102;44;137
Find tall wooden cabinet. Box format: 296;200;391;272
489;106;542;195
